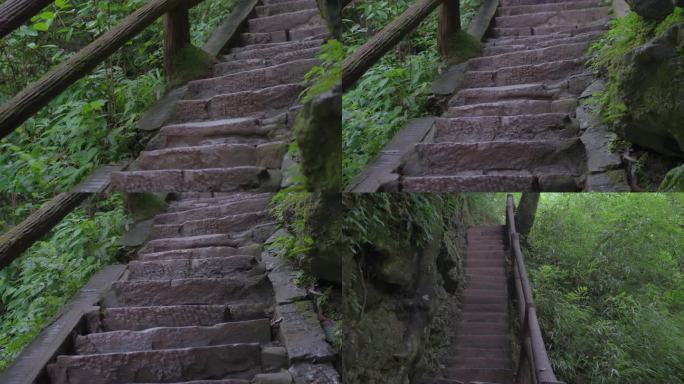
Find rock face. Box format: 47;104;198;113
625;0;674;21
618;23;684;157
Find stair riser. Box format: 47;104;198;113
491;19;608;38
435;114;578;143
255;0;318;17
140;246;261;262
216;47;320;76
498;0;606;16
154;197;271;225
462;59;586;88
128;256;261;280
247;9;323;34
151;212;270;239
110;168;282;193
494;8;611;29
467;42;588;71
448;99;577;117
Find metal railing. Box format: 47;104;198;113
506;194;563;384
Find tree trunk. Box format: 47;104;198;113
516;193;539;238
163;4;191;82
438;0;460;58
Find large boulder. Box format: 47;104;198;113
617;23;684;157
625;0;674;21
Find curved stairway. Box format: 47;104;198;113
111;0;329;192
401;0;613;192
47;193;280;383
424;225;514;384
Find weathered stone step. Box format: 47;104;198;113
466;252;507;261
466;266;506;277
106;276;272;307
463;294;507;305
467;42;588;71
86;304;267;332
240;31;287;47
465;258;505;268
128;255;261;280
450;83;556;106
500;0;578;6
139;247;260;263
137;142;287;171
455;334;511;348
256;0;318;17
172;83;303;123
433;113;577;143
150;211;270;239
446;355;512;369
493;7;611;29
139;234;249;254
75;320;271;354
403;174;551;192
445;368;514;384
159;118;269;149
110;167;281;193
498;0;604;16
484;30;602;55
491;17;608;38
187;58;318;99
467;235;504;242
447;98;577;117
468;226;502;234
216;47;320;76
462;303;509;313
462;58;586;88
468;244;504;251
47;343;262;384
227;38;323;58
155;196;271;224
404;139;585;176
247;9;323;34
167;193;273;212
131;380;250;384
289;25;330;41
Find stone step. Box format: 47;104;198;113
446;355;512;369
289;25;330;41
491;17;608;38
139;234;250;254
227;39;324;58
445;368;514;384
500;0;578;6
159;118;269;149
447;98;577;117
47;343;262;384
493;7;611;29
434;113;577;143
449;83;557;106
75;320;271;354
454;334;511;348
247;9;323;34
167;193;273;212
466;251;508;260
154;196;272;224
484;30;602;55
255;0;318;17
405;139;586;176
172;83;303;123
106;276;272;307
463;294;508;305
467;42;588;71
132;380;250;384
468;226;503;234
498;0;605;16
462;312;508;323
137;142;287;171
465;258;505;268
462;303;508;313
467;235;504;242
216;47;320;76
150;211;270;239
467;244;505;251
187;58;318;99
85;304;267;332
462;58;586;88
110;167;281;193
466;267;506;278
449;349;511;364
139;247;260;262
402;173;577;192
128;255;261;280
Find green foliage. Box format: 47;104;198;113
659;164;684;191
268;191;316;261
0;195;128;371
443;29;481;65
301;39;343;103
527;194;684;383
342;0;480;185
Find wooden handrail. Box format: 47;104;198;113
0;0;204;140
506;194;563;384
0;0;54;39
342;0;446;90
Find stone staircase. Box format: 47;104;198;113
401;0;613;192
111;0;328;192
423;225;514;384
47;193;284;383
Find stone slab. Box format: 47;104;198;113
275;302;335;363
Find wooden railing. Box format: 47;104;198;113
342;0;461;90
0;0;257;140
506;194;564;384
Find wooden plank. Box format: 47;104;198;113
0;265;126;384
203;0;259;56
0;0;54;39
0;0;190;140
342;0;444;91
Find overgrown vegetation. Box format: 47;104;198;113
526;193;684;383
342;0;480;185
0;0;238;370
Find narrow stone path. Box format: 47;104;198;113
401;0;613;192
425;225;513;384
47;193;283;383
111;0;328;192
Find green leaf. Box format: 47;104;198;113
33;22;49;31
55;0;69;8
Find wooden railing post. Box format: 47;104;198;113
0;0;54;39
438;0;461;58
163;4;191;82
